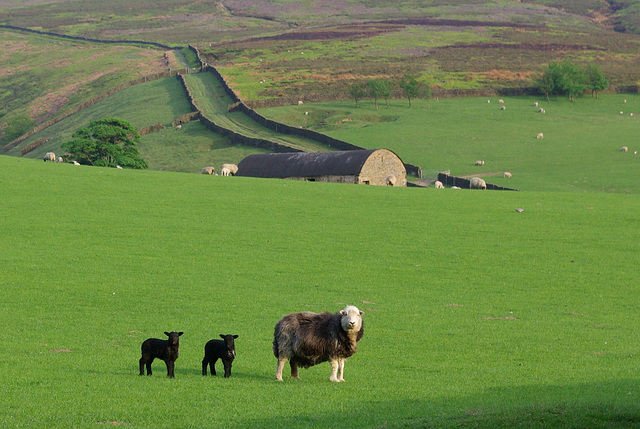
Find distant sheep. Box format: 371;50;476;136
202;334;239;378
139;331;183;378
298;100;304;105
72;161;80;165
537;133;544;139
621;146;628;152
386;175;397;186
451;186;461;189
43;152;55;162
498;99;504;104
273;305;364;382
475;160;485;166
200;166;216;175
500;106;506;110
538;108;545;113
470;177;487;190
504;172;512;178
56;156;63;163
434;180;444;189
221;163;238;176
116;165;123;169
176;124;182;130
534;102;539;107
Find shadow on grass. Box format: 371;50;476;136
239;380;640;429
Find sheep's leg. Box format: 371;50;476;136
211;357;217;376
337;358;345;382
329;359;340;382
139;358;145;376
290;361;301;380
145;358;153;376
223;359;232;378
275;356;288;381
166;360;175;378
202;358;208;376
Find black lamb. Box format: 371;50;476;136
139;331;183;378
202;334;238;378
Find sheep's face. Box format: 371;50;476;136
220;334;238;355
164;331;183;346
340;306;363;333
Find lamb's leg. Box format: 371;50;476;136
139;358;145;376
275;356;288;381
202;358;208;376
146;358;153;376
223;359;232;378
166;360;175;378
329;359;340;382
211;357;218;376
337;358;345;382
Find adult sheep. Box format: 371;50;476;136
503;172;512;178
139;331;183;378
43;152;56;162
273;305;364;382
537;133;544;139
470;177;487;190
434;180;444;189
475;160;484;166
621;146;628;152
221;163;238;176
200;166;216;175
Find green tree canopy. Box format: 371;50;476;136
537;61;591;102
367;79;392;110
62;118;147;169
349;82;367;108
399;74;422;107
585;64;609;98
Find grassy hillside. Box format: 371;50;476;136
2;155;639;428
260;94;640;193
5;76;272;173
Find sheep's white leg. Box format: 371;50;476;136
337;358;345;382
329;359;340;382
275;357;287;381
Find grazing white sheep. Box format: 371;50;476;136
434;180;445;189
200;166;216;175
72;161;80;165
498;99;504;104
176;124;182;130
451;186;461;189
298;100;304;105
537;133;544;139
221;163;238;176
116;165;123;169
475;160;485;166
56;156;63;163
469;177;487;190
538;108;545;113
534;102;539;107
43;152;56;162
621;146;628;152
504;172;512;178
620;111;624;115
624;99;627;103
386;175;397;186
487;100;491;103
500;106;506;110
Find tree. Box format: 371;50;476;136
537;63;559;102
367;79;392;110
349;82;367;108
585;64;609;99
558;61;586;101
399;74;421;107
62;118;147;169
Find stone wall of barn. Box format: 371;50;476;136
359;149;407;186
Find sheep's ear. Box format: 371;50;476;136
233;335;239;339
164;331;170;336
178;332;184;336
220;334;225;339
340;310;345;315
360;311;364;316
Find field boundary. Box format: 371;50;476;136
438;172;519;191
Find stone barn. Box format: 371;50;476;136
235;149;407;186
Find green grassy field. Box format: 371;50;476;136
260;94;640;193
2;155;639;428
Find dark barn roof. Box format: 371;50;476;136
236;150;381;178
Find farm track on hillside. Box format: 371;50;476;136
182;73;331;153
